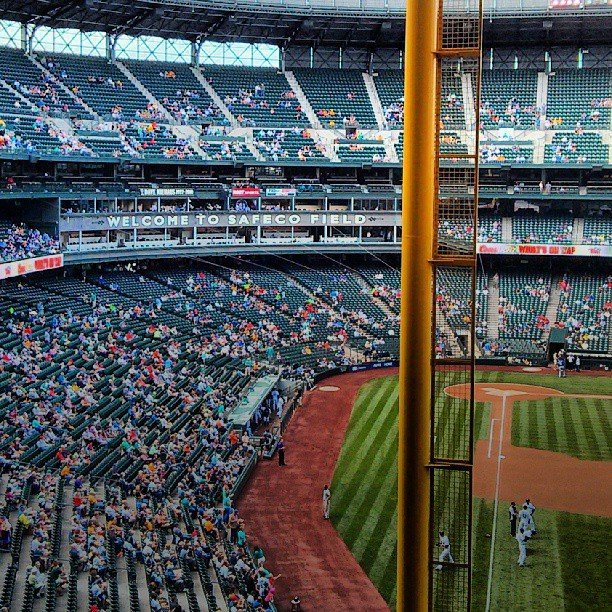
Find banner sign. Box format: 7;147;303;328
231;187;261;198
264;187;297;198
0;254;63;280
477;243;610;257
139;188;194;197
61;212;400;232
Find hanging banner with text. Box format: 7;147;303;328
0;254;64;280
477;243;610;257
60;212;400;232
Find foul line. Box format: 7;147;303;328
485;394;506;612
487;418;499;459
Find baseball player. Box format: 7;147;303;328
508;502;518;537
518;504;533;539
558;352;566;378
525;498;536;534
435;531;454;570
322;484;331;520
516;527;527;567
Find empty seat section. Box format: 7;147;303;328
480;143;533;163
582;214;612;245
124;60;225;124
337;144;388;163
202;65;308;128
43;53;154;120
374;69;403;128
547;68;611;128
512;214;574;244
498;273;551;342
480;69;539;128
0;48;89;118
293;68;376;128
545;132;608;164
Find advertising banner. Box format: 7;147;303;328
264;187;297;198
231;187;261;198
0;254;63;280
477;243;610;257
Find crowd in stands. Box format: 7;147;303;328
0;263;373;609
480;98;542;129
222;85;304;126
438;219;474;244
498;277;551;338
254;128;327;161
554;274;611;352
480;144;530;164
383;100;403;127
0;224;59;262
199;139;251;161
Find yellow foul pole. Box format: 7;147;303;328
398;0;438;610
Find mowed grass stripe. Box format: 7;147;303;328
561;400;581;457
582;400;610;461
348;454;398;561
333;385;399;509
367;506;399;604
575;398;599;460
342;378;390;440
475;402;491;441
587;400;612;461
554;399;569;452
351;451;398;571
594;400;612;458
333;404;398;536
545;398;560;451
333;379;396;482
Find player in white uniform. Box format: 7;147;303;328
322;484;331;519
435;531;454;570
525;498;536;534
518;504;533;538
516;528;527;566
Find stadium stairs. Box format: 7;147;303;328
536;72;548;124
114;60;175;123
435;301;466;358
542;275;563;346
501;217;513;243
462;72;477;130
283;71;322;129
189;67;238;128
486;279;500;340
572;218;585;243
362;73;386;130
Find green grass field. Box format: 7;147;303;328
330;371;612;610
512;396;612;461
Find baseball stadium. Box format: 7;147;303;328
0;0;609;611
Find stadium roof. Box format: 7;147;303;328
2;0;611;48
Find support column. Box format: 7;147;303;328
398;0;437;609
